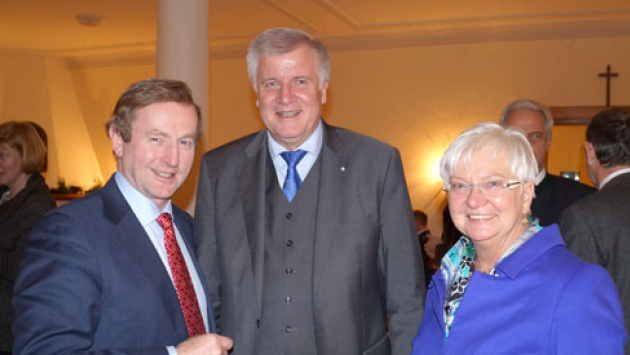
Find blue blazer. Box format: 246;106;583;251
412;225;626;355
13;176;216;355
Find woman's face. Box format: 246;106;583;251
0;143;26;190
448;147;534;249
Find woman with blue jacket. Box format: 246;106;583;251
412;123;626;354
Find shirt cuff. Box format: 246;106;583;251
167;345;177;355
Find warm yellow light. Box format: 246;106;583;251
428;152;443;186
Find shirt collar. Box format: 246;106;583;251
534;168;546;186
599;167;630;189
114;172;173;227
267;119;323;157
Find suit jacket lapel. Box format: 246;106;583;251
101;177;189;340
313;124;346;293
239;131;270;309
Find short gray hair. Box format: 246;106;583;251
246;28;331;92
441;123;539;189
500;99;554;142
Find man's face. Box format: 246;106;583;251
110;101;198;209
255;44;328;150
503;110;549;172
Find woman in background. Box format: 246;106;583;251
412;123;626;354
0;121;56;351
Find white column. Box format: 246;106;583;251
157;0;209;148
156;0;209;212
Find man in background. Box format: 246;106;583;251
500;99;595;226
195;28;424;354
559;108;630;354
13;79;232;354
414;209;437;284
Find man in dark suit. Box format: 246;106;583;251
195;28;424;355
559;108;630;354
12;79;232;354
500;99;595;226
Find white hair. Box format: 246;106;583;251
500;99;554;143
246;27;331;92
441;122;539;188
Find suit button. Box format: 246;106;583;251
286;212;293;219
285;296;292;303
256;319;261;329
286;240;293;247
285;268;293;274
285;326;294;333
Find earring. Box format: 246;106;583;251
522;216;529;226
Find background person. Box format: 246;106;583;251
414;209;438;284
559;108;630;354
412;122;626;354
500;99;595;226
12;79;232;355
0;121;55;352
195;28;424;355
432;203;461;267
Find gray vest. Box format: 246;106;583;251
259;155;321;355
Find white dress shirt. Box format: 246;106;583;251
599;167;630;189
115;173;207;354
267;119;324;187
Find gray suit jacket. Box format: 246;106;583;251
559;171;630;354
195;123;425;355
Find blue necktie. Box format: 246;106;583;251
280;150;307;202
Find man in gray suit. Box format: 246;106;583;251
559;108;630;354
194;28;425;354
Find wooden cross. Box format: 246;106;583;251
598;64;619;106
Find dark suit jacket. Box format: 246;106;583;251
0;173;56;351
12;176;215;355
559;171;630;354
532;172;595;226
195;123;425;355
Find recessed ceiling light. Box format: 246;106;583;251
76;14;102;27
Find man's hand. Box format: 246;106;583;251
176;333;233;355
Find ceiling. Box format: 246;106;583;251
2;0;630;59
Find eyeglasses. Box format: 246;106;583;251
444;180;522;198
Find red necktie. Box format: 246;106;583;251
157;213;205;337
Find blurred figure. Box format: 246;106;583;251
414;209;436;285
560;108;630;354
500;99;595;226
0;121;56;352
432;203;461;266
412;123;626;354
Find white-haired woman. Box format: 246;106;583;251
411;123;626;354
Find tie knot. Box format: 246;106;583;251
280;150;307;168
157;213;173;229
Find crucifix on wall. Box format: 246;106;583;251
599;64;619;107
551;64;628;125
